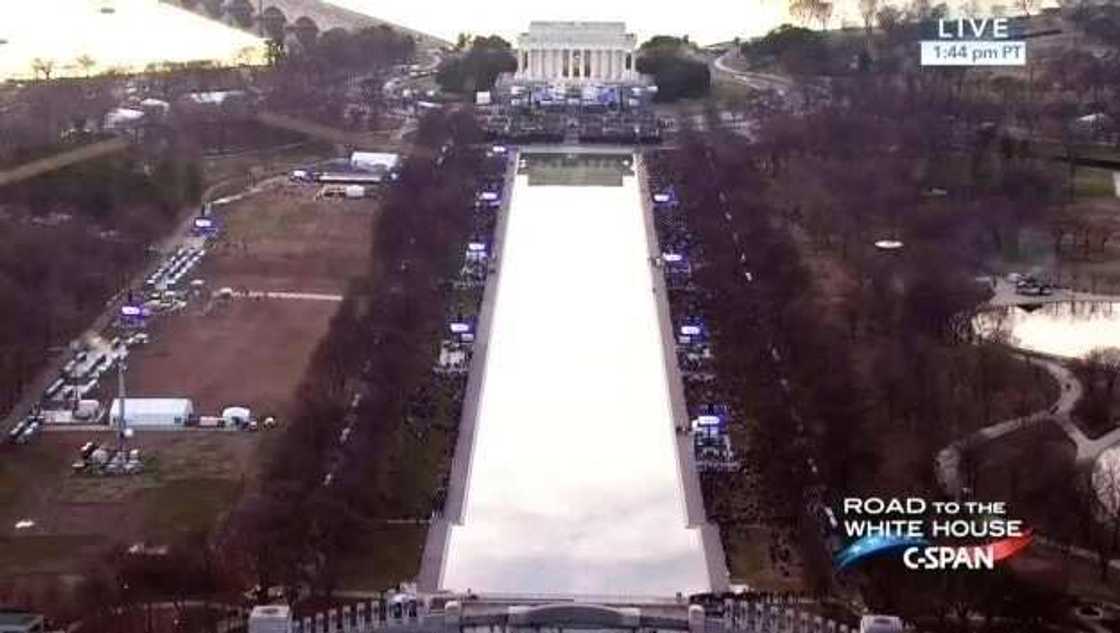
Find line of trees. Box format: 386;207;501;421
435;35;517;94
225;109;483;600
659;7;1111;608
261;24;416;128
0;143;202;417
635;36;711;102
739;25;834;76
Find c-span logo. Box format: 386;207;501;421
832;497;1033;571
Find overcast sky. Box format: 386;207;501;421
330;0;1048;45
329;0;810;45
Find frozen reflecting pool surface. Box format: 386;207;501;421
440;154;710;596
975;302;1120;359
1;2;263;80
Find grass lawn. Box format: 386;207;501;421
724;524;806;592
220;194;320;242
1074;167;1117;199
137;477;244;537
337;524;427;592
0;431;261;585
0;534;109;575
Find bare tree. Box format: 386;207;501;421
31;58;54;80
76;54;96;78
1090;458;1120;580
860;0;880;39
1089;347;1120;395
1014;0;1040;16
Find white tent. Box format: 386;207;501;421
110;398;193;426
185;90;246;106
103;107;145;130
222;406;251;425
350;152;400;172
139;98;170;115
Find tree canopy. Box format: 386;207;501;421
435;35;517;94
636;35;711;102
740;24;830;75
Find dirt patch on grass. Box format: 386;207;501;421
126;184;378;420
127;299;338;419
200;186;377;294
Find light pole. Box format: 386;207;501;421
115;344;129;452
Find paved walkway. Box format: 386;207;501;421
937;354;1120;497
711;51;793;95
0;137;129;187
240;291;344;302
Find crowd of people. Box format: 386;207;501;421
646;149;807;584
477;98;662;144
416;147;509;513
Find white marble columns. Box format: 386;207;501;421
518;46;631;80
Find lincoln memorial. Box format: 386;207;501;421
515;21;639;83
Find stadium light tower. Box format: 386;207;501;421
115;343;129;452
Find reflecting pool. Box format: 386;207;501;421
440;154;710;596
1;2;264;80
975;302;1120;359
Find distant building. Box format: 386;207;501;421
109;398;194;427
0;611;44;633
515;21;639;83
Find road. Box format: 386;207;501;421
241;291;344;302
711;50;793;96
0;137;130;187
937;351;1120;498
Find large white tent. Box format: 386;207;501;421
109;398;193;427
